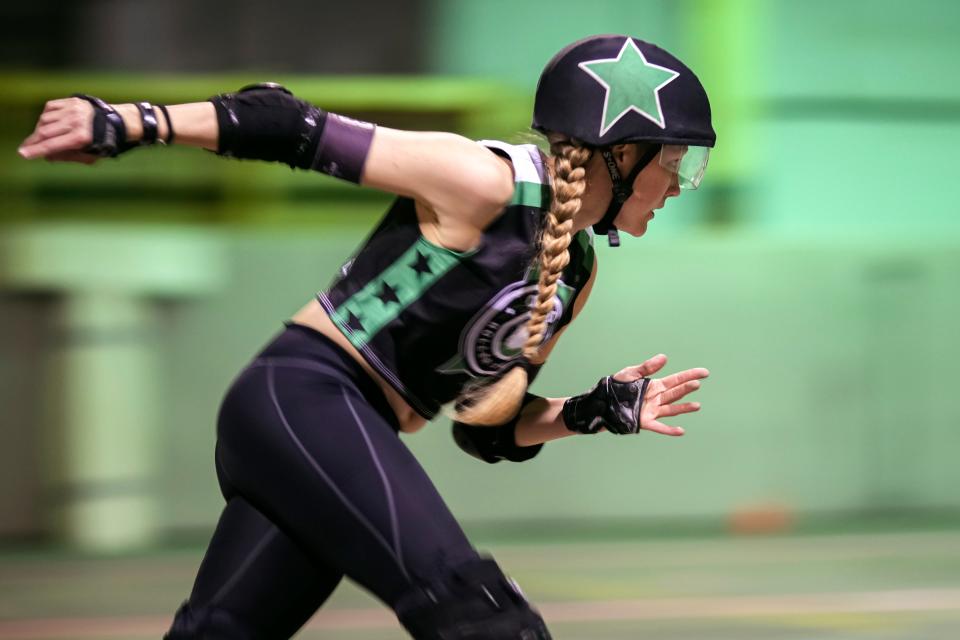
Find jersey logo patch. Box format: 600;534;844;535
437;277;573;378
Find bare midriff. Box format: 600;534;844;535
290;298;429;434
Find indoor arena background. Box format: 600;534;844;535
1;1;959;638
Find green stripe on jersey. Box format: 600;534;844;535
330;237;470;349
511;181;552;209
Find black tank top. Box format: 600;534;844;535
318;140;595;419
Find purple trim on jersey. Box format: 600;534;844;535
311;114;376;183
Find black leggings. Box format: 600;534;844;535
166;323;480;638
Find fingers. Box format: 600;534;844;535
659;379;701;405
613;354;667;382
640;373;706;436
636;353;668;377
19;97;94;160
20;121;74;151
657;401;700;418
19;129;92;160
642;420;685;437
35;121;76;141
41;98;74;113
657;367;710;391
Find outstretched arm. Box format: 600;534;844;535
18;89;513;230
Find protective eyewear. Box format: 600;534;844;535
659;144;710;190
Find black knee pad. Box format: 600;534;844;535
395;557;552;640
165;601;255;639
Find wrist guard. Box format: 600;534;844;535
72;95;166;157
72;94;134;157
452;393;544;464
561;376;651;435
134;101;159;145
209;82;375;182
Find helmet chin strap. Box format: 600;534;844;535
593;145;662;247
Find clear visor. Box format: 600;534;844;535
659;144;710;190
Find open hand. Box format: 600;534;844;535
612;354;708;436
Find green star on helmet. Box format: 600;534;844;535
578;38;680;136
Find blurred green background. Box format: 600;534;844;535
1;0;959;638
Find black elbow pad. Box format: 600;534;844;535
452;422;543;464
209;82;325;169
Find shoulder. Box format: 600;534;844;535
364;128;515;225
478;140;551;210
419;135;516;232
464;138;518;205
418;139;547;248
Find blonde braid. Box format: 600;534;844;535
454;136;592;426
522;138;591;360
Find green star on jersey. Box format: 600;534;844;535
578;38;680;136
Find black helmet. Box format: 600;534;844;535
532;35;716;246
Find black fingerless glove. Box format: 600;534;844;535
561;376;651;435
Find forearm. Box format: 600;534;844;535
113;102;218;150
514;396;575;447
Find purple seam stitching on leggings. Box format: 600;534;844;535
340;386;406;577
209;526;279;607
265;365;411;581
